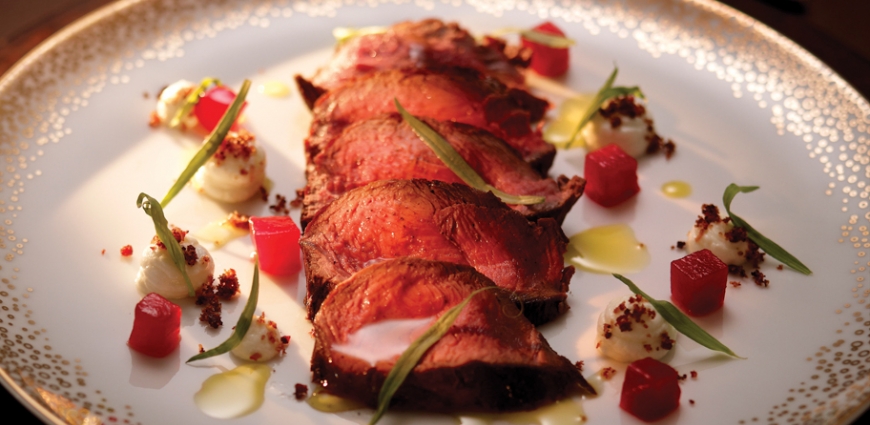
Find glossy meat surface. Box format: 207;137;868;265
308;19;527;91
305;67;554;173
300;113;584;227
311;257;593;412
300;179;573;324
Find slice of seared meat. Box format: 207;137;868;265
300;179;573;324
311;257;594;412
306;19;527;92
303;67;555;173
300;113;584;227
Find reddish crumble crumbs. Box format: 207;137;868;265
601;367;617;380
148;111;161;127
294;383;309;401
213;130;257;165
689;399;695;405
598;95;676;159
574;361;584;372
226;211;251;231
120;245;133;256
196;269;241;329
101;249;106;255
269;194;290;215
679;204;769;286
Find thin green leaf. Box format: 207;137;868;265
394;99;545;205
169;77;221;128
369;286;496;425
564;67;644;148
161;79;251;208
136;193;195;297
490;27;576;48
722;184;812;275
187;263;260;363
333;26;387;45
613;274;743;359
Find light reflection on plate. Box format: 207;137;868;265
1;0;869;424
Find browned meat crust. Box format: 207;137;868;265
311;257;594;412
300;179;573;325
302;67;555;174
299;113;584;227
305;19;528;93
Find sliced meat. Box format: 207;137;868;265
300;179;573;324
306;19;527;93
300;113;584;227
311;257;594;412
304;67;554;174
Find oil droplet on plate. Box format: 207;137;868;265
193;217;250;249
307;387;367;413
661;180;691;198
194;364;271;419
461;397;586;424
258;81;291;98
566;224;650;274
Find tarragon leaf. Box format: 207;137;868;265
614;274;743;359
564;67;644;148
136;193;195;297
369;287;495;425
161;79;251;208
187;263;260;362
722;184;812;275
395;99;544;205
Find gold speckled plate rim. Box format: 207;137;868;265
1;0;870;424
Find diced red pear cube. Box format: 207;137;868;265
620;357;681;422
671;248;728;316
250;216;302;276
522;21;570;77
584;144;640;207
127;293;181;358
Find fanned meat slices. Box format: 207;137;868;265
303;67;555;174
306;19;528;92
300;113;584;227
311;257;594;412
300;179;574;325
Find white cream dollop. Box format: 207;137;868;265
231;312;287;362
582;97;653;158
135;233;214;299
156;79;200;129
685;220;749;266
192;130;266;203
596;294;677;363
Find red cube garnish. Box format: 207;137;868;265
194;85;247;132
671;249;728;316
521;22;570;77
584;144;640;207
250;216;302;276
127;293;181;358
620;357;681;422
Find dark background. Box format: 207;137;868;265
1;0;869;423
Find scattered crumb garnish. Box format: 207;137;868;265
196;278;223;329
226;211;251;230
294;383;309;400
690;370;698;379
574;361;584;372
730;281;742;288
601;367;617;380
689;399;695;405
269;193;290;215
148;111;161;127
101;249;106;255
259;186;269;202
216;269;240;299
198;344;205;353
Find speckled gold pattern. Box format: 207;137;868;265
2;0;870;424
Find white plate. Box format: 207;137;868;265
2;0;869;424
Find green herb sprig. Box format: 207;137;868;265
565;67;644;148
187;263;260;363
613;274;743;359
722;184;811;275
369;286;495;425
490;27;575;48
137;193;196;297
169;77;221;128
394;99;545;205
161;79;251;208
